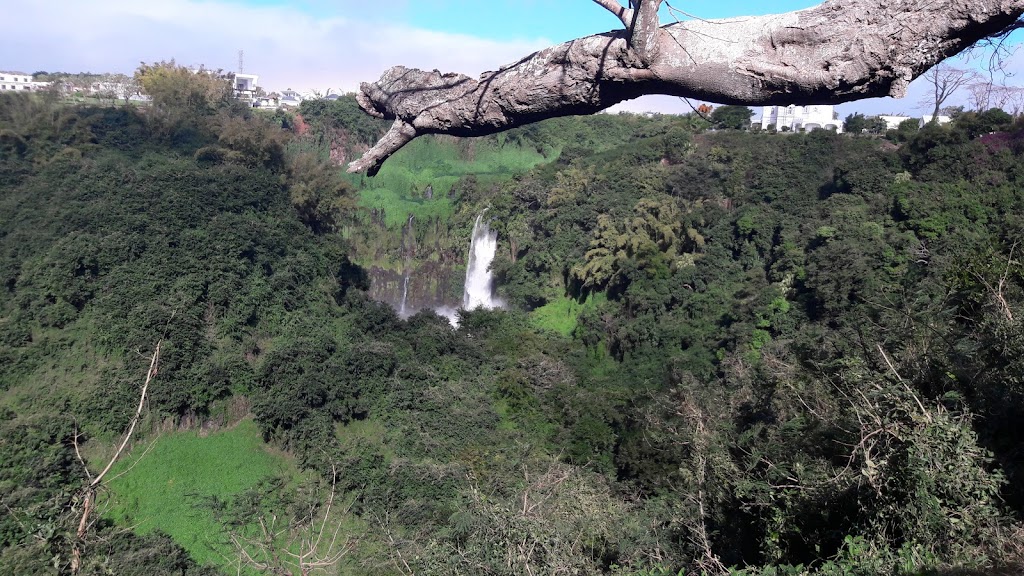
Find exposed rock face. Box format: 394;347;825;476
368;264;463;317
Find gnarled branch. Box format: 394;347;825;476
591;0;634;28
348;0;1024;174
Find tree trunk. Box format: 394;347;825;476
348;0;1024;175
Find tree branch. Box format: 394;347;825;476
348;0;1024;175
627;0;664;63
346;118;416;176
877;344;932;424
91;341;161;488
591;0;634;29
72;423;92;484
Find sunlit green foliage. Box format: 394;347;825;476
529;293;606;337
135;60;234;118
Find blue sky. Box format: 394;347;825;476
233;0;822;42
230;0;815;39
0;0;1018;116
397;1;822;43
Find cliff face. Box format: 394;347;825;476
367;263;464;317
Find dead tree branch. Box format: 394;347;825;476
348;0;1024;175
975;241;1019;323
71;340;162;574
919;63;979;117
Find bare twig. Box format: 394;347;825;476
232;465;354;575
376;512;415;576
975;240;1018;323
72;422;92;484
105;436;160;485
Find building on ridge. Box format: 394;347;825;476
877;115;914;130
233;73;260;103
760;105;843;133
919;115;952;127
0;71;50;92
277;88;303;107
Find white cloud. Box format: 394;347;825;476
0;0;548;94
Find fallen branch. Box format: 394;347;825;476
71;340;161;574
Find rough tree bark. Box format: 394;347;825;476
347;0;1024;175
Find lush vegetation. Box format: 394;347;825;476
2;65;1024;576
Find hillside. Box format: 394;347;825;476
1;82;1023;576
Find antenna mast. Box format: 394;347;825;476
237;50;244;74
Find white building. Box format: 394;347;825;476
277;88;303;107
878;115;913;130
919;115;952;127
233;73;260;102
760;105;842;133
0;71;49;92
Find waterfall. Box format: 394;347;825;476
370;212;501;327
462;213;502;310
398;272;410;317
398;214;414;318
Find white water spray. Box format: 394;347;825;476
398;273;410;317
462;213;503;310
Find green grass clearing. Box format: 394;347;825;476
334;416;387;447
103;419;296;567
529;293;606;337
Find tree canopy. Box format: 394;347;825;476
135;61;233;116
710;105;755;130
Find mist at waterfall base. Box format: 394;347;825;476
388;213;504;326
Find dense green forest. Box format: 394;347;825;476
1;68;1023;576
